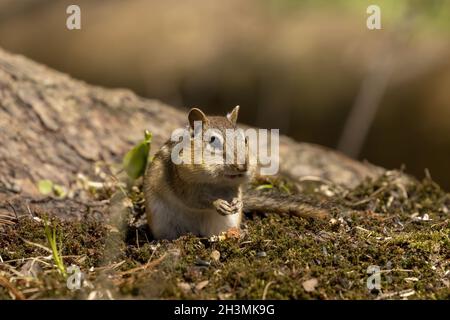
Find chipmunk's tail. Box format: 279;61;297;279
242;189;330;220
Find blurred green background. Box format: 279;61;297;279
1;0;449;188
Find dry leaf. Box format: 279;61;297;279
177;282;191;292
218;293;232;300
210;250;221;261
195;280;209;291
226;227;240;239
302;278;318;292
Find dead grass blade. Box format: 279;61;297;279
0;275;26;300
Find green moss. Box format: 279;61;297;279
0;170;449;299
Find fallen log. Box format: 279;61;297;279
0;47;383;221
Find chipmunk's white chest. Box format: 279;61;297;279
147;191;241;239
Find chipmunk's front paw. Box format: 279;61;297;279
231;197;243;211
213;198;242;216
213;199;234;216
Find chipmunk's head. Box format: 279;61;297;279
176;106;253;185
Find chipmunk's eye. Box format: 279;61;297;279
207;133;223;150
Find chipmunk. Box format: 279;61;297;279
144;106;328;239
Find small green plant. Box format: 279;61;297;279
255;178;292;194
38;180;53;195
123;130;153;180
44;217;67;278
37;179;67;198
256;184;274;190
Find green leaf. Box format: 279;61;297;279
280;184;291;194
53;184;67;198
38;179;54;195
123;130;152;180
256;184;274;190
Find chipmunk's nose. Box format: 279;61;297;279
235;163;247;173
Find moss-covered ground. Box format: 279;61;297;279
0;170;449;300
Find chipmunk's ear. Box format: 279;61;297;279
188;108;208;130
227;105;240;125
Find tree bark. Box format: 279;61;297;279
0;48;383;222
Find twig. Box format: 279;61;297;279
92;260;126;272
26;205;34;218
119;253;167;276
136;229;140;249
0;275;25;300
376;289;415;300
6;201;19;220
343;186;388;207
20;237;52;254
262;281;275;300
0;216;16;225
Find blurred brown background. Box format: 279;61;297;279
1;0;449;188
